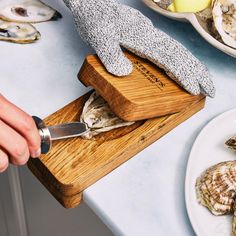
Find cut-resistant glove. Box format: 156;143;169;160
63;0;215;97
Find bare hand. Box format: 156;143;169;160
0;94;41;173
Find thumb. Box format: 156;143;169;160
94;40;133;76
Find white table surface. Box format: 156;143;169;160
1;0;236;235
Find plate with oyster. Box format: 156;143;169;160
185;108;236;236
142;0;236;58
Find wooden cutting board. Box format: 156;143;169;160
78;52;204;121
28;92;205;208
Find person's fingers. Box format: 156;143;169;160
89;18;133;78
165;70;201;96
198;72;216;98
0;120;29;165
0;148;9;173
95;40;133;76
0;95;41;157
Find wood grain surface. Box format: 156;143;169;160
78;52;205;121
28;92;205;208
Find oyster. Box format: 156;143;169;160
167;0;212;13
196;7;213;21
0;19;40;43
233;205;236;236
80;91;134;139
196;161;236;216
212;0;236;49
0;0;62;23
226;135;236;151
153;0;173;9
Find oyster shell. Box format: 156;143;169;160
0;0;62;23
233;204;236;236
226;135;236;151
196;161;236;235
196;7;213;21
80;91;135;139
196;161;236;216
0;19;40;43
153;0;173;9
212;0;236;49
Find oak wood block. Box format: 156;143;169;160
78;52;205;121
28;92;205;208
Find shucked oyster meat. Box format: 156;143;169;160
80;91;134;139
212;0;236;49
0;0;62;23
0;19;40;43
196;161;236;235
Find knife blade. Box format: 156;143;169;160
32;116;88;154
48;123;87;141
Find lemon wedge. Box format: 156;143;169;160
167;0;212;13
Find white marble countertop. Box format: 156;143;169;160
1;0;236;235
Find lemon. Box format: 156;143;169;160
167;0;212;13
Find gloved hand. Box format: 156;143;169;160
63;0;215;97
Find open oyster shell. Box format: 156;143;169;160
0;19;40;43
196;161;236;216
212;0;236;49
196;161;236;235
80;91;135;139
0;0;62;23
226;135;236;151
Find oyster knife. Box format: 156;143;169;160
32;116;88;154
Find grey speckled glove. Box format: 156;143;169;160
63;0;215;97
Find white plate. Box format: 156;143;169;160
185;108;236;236
142;0;236;58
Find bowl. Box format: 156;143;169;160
142;0;236;58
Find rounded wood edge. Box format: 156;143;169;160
77;58;92;87
27;158;83;208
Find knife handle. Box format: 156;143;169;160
32;116;52;154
